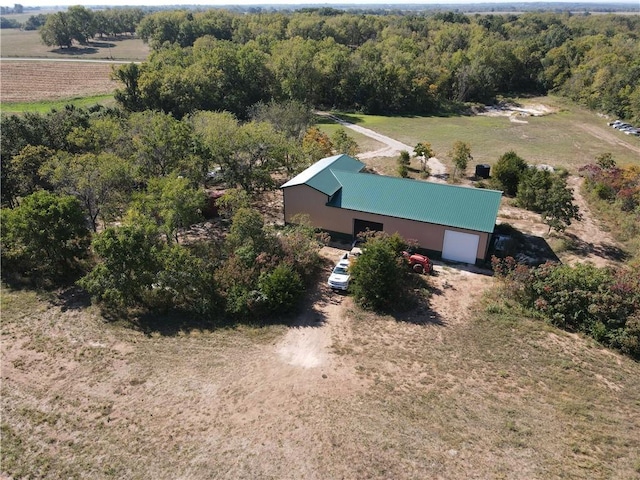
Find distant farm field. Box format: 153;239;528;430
1;28;148;109
0;28;149;60
1;61;119;104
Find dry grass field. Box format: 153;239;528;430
0;28;149;60
2;250;639;479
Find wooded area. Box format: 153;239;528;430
5;8;637;122
108;8;640;122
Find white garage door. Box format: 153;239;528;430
442;230;479;264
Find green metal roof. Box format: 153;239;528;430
280;154;364;195
328;171;502;233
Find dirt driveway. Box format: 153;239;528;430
316;111;447;179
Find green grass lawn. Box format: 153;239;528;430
331;97;640;172
316;119;386;155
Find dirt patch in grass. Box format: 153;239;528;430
477;101;559;123
1;61;119;102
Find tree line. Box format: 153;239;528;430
13;7;639;121
39;6;143;47
108;9;640;122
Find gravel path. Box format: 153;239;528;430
316;111;447;180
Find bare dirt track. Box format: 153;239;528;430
0;61;119;102
576;122;640;156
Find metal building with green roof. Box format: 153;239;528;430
281;154;502;264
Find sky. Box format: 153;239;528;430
14;0;640;9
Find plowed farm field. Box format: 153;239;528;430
1;61;119;102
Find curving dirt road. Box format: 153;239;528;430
316;111;447;179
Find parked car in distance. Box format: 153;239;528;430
614;123;632;130
328;258;351;291
402;251;432;274
624;128;639;136
608;120;623;127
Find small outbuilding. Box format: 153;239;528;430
281;154;502;264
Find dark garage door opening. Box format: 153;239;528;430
354;219;384;237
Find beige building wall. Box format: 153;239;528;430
283;185;491;261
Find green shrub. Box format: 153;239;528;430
258;264;303;314
349;232;412;312
492;151;528;196
618;314;640;357
593;182;615;201
492;257;640;358
1;191;90;282
79;222;162;308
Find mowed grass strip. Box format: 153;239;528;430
333;97;640;171
316;120;386;155
1;94;116;114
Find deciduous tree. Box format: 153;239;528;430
331;128;358;157
540;176;582;233
129;111;198;180
302;126;333;162
112;63;143;112
10;145;56;200
40;12;73;48
492;150;528;196
248;99;313;141
595;152;616;170
79;222;162;308
258;264;303;314
1;191;90;280
449;140;472;179
128;175;204;244
42;152;134;232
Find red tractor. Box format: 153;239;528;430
402;251;432;274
